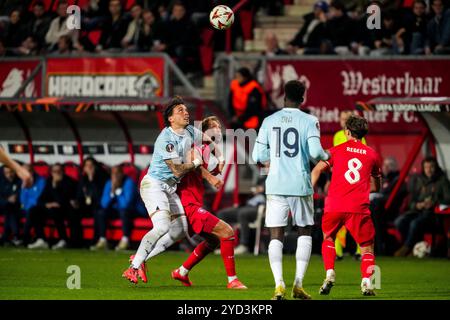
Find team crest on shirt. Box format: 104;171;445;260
166;143;174;152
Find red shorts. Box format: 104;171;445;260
322;212;375;247
184;204;220;235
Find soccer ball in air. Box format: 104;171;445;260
413;241;431;258
209;5;234;30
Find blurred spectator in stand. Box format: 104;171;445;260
370;10;401;56
72;157;108;247
347;1;375;56
157;2;171;23
396;0;428;54
0;166;22;246
45;1;82;52
228;67;267;130
189;0;213;27
324;0;356;55
425;0;450;55
256;0;284;16
81;0;110;31
136;9;166;52
286;1;328;55
263;31;288;56
121;4;143;51
12;36;39;56
164;1;201;74
91;165;137;251
216;179;266;255
394;157;450;256
96;0;129;53
26;1;51;53
3;9;26;49
27;163;78;250
52;34;73;55
370;157;407;255
0;1;31;17
20;164;46;245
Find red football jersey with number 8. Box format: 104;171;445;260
324;139;382;214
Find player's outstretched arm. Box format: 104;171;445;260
311;160;330;188
0;147;32;187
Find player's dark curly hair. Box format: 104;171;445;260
284;80;306;105
345;114;368;139
164;95;185;127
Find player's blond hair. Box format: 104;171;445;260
201;116;220;132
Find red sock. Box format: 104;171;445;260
182;240;214;271
361;253;375;279
322;240;336;271
220;236;236;277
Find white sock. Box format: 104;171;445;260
145;215;187;262
268;239;284;288
121;236;129;242
131;211;170;269
294;236;312;288
179;265;189;276
228;276;237;283
326;269;335;280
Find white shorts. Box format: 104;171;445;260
140;175;184;217
265;194;314;228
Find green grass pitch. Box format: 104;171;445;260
0;248;449;300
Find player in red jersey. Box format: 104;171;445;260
172;116;247;289
311;115;382;296
141;116;247;289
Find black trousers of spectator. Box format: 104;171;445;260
29;206;68;241
0;203;21;242
217;205;258;247
95;207;133;239
72;205;97;247
22;208;34;244
395;211;437;248
168;45;199;74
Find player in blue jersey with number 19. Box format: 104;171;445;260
252;80;330;300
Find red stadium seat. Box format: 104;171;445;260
64;161;81;181
33;161;50;178
124;0;136;11
88;30;102;46
121;162;140;182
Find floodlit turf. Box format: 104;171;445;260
0;248;449;300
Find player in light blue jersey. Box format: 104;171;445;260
252;80;330;300
123;96;204;284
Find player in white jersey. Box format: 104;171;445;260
123;96;203;284
252;80;330;300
